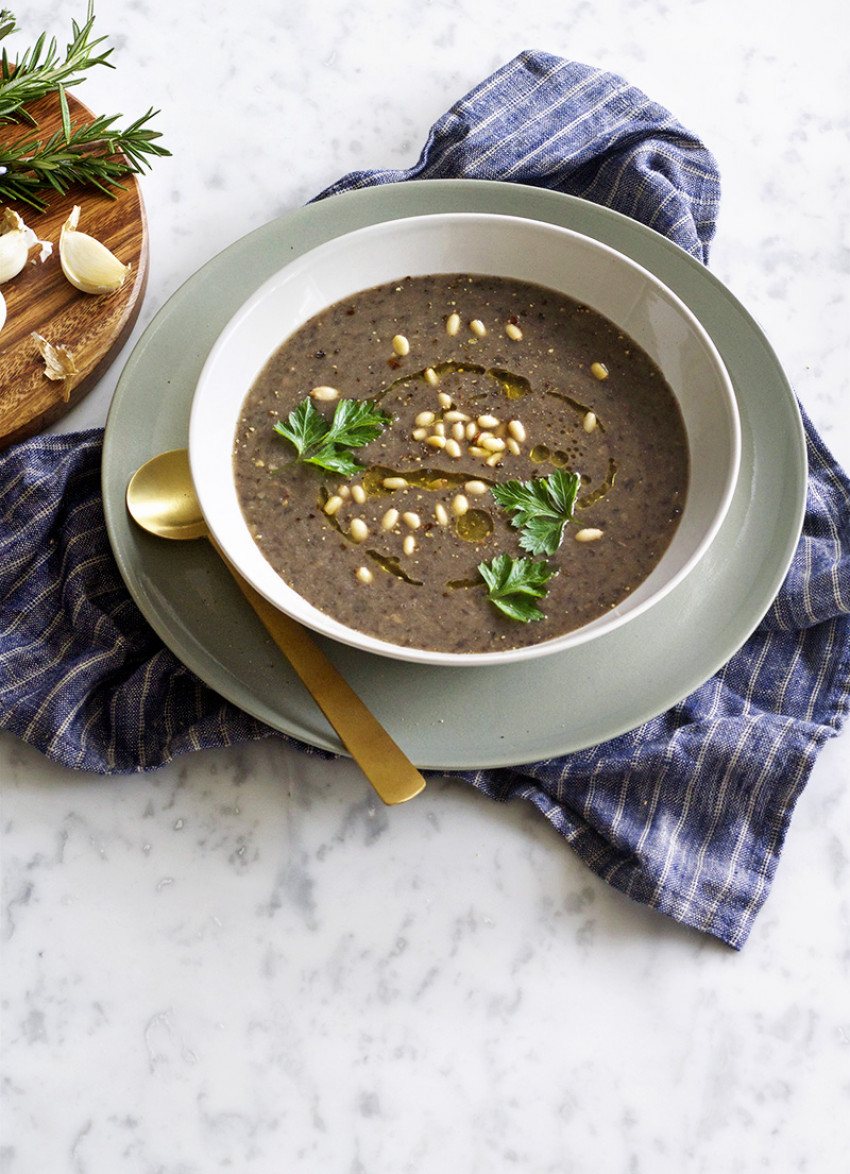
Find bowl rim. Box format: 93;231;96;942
189;211;742;667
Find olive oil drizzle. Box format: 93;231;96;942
578;459;617;508
365;552;423;585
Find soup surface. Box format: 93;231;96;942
232;274;689;654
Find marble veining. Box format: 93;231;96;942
2;1;849;1171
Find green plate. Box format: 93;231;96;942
102;180;806;770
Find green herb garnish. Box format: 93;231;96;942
0;4;169;211
273;396;392;476
478;553;556;623
0;4;111;121
490;469;581;556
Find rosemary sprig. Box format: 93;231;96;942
0;4;169;211
0;4;112;123
0;107;170;209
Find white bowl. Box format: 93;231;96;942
189;213;740;667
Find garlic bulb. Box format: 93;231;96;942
59;205;130;294
0;207;51;284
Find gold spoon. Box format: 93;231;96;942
125;448;426;806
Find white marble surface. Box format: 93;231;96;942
3;1;850;1170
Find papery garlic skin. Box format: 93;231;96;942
59;205;130;295
32;332;79;398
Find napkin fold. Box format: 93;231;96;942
2;51;848;948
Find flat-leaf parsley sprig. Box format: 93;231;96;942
273;396;392;477
490;468;581;557
478;553;557;623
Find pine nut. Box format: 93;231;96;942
349;518;369;542
506;438;521;456
464;480;488;495
469;319;486;336
382;476;408;490
508;419;526;443
446;312;460;336
485;452;503;467
356;566;374;584
480;436;505;452
381;508;400;530
415;410;436;427
444;410;469;423
477;414;500;429
445;438;462;458
437;393;453;410
505;322;523;341
351;483;366;504
590;362;609;380
432;420;446;437
574;527;604;542
323;495;344;515
403;534;416;556
412;427;429;441
337;484;351;499
402;511;421;529
465;421;478;440
452;494;469;516
435;502;450;525
310;385;339;401
392;334;410;356
451;421;466;441
583;411;598;433
425;368;440;386
425;435;446;449
469;446;489;459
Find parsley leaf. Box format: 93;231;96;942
478;553;556;623
274;397;392;476
490;469;581;556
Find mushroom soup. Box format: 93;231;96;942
232;273;689;654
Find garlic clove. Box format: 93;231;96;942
0;209;32;284
0;289;6;335
0;207;53;282
59;205;130;295
0;230;27;283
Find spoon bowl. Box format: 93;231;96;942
125;447;208;540
126;449;426;806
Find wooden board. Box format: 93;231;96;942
0;89;148;448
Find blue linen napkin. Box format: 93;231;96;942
2;52;848;948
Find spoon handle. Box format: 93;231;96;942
211;538;426;806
